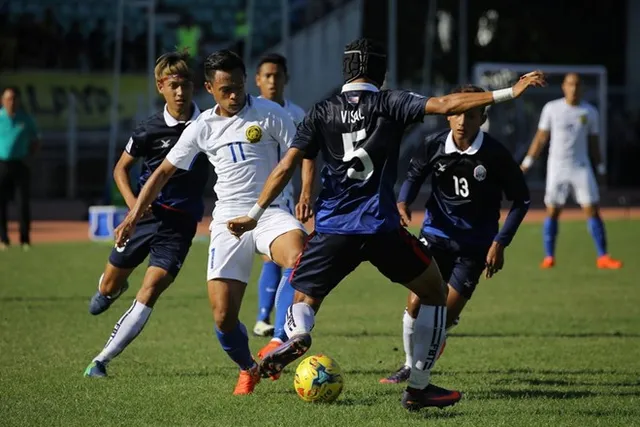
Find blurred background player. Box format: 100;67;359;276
84;51;209;377
380;85;530;384
521;73;622;269
114;50;307;395
227;38;545;411
0;87;40;251
252;53;316;342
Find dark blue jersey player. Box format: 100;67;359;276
380;85;531;385
84;51;209;378
226;38;545;411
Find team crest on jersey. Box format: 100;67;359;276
473;164;487;181
579;114;588;124
245;125;262;143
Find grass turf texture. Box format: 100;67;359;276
1;221;639;426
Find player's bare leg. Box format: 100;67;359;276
399;262;462;410
541;206;561;268
88;262;133;315
257;229;306;374
582;204;622;269
85;267;174;377
208;278;260;395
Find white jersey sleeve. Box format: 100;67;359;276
265;104;297;153
538;103;552;131
166;119;205;170
587;106;599;135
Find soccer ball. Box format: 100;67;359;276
294;354;344;403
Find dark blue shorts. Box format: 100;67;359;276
418;233;489;300
108;205;197;278
290;228;433;299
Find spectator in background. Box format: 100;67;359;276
0;88;40;251
88;19;107;70
177;14;202;62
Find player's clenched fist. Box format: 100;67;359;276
227;216;258;238
512;71;546;98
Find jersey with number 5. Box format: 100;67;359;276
290;82;427;234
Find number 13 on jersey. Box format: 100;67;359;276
342;129;374;181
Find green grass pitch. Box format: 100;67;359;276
1;221;639;426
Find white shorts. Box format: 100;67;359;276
544;165;599;207
207;207;305;283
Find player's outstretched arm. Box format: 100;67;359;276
114;159;178;246
425;71;546;116
227;148;306;237
520;129;550;172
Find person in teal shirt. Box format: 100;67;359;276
0;87;40;250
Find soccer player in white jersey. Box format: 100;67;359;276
521;73;622;269
252;53;315;348
114;50;307;395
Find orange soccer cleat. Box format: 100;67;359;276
257;340;283;380
597;255;623;269
233;364;261;395
540;256;555;269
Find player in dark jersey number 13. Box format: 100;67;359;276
227;38;545;411
380;85;531;385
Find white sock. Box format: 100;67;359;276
403;309;416;368
94;300;152;364
284;302;315;337
407;305;446;390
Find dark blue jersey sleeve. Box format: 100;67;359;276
381;90;428;127
290;106;320;159
124;123;147;158
397;134;435;204
494;143;531;246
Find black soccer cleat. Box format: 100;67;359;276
258;333;312;379
401;383;462;411
380;365;411;384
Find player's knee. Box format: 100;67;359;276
406;292;421;318
136;276;172;307
546;206;562;220
213;307;238;332
582;204;600;218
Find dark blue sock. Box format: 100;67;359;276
587;216;607;257
273;268;294;342
215;322;254;370
543;217;558;257
256;261;281;322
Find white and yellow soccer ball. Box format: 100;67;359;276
294;354;344;403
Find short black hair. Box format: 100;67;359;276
256;53;288;75
343;38;386;86
204;49;246;81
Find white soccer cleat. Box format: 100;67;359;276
253;320;275;337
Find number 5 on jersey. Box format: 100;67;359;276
453;175;470;197
342;129;374;181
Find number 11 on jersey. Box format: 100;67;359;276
342;129;374;181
